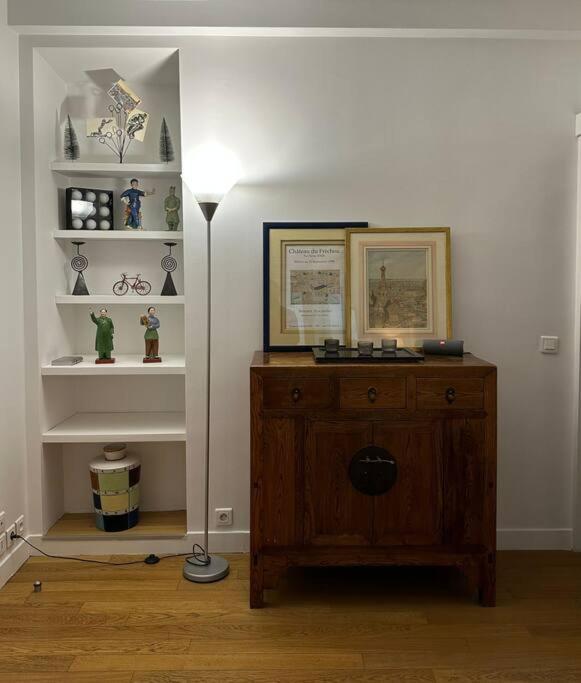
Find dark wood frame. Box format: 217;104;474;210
263;222;368;352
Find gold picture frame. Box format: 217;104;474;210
345;227;452;348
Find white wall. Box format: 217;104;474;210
180;37;581;548
0;0;28;582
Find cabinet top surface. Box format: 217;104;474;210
251;351;496;370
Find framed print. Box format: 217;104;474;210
346;227;451;348
264;222;368;351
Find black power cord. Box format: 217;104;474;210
11;533;210;568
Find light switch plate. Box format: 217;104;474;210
540;336;559;354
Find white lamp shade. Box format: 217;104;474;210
182;141;242;204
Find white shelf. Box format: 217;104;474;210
54;230;183;241
42;411;186;443
51;161;181;178
41;354;185;376
55;295;184;305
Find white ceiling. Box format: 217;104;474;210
37;47;179;85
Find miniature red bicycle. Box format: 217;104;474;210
112;273;152;296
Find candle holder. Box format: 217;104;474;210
71;241;89;295
357;341;373;356
161;241;178;296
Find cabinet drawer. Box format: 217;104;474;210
416;378;484;410
339;378;406;410
263;378;332;410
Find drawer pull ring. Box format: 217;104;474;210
291;388;301;403
445;387;456;404
367;387;377;403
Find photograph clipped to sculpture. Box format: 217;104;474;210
90;447;140;532
141;306;161;363
346;227;451;348
164;186;181;231
120;178;155;230
160;241;178;295
70;241;89;295
86;79;149;163
90;308;115;364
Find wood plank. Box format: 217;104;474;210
435;672;581;682
0;656;73;673
44;510;187;539
132;672;435;683
0;675;132;683
69;653;364;672
0;638;191;656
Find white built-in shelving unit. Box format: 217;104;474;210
42;411;186;443
29;47;190;546
41;354;186;375
55;295;186;305
51;161;181;177
53;230;183;241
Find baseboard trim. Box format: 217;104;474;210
26;530;250;557
23;529;572;557
497;528;573;550
0;540;30;589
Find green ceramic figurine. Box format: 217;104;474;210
164;186;181;231
90;308;115;364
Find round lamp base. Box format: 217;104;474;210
182;554;229;583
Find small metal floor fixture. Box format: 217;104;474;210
183;554;229;583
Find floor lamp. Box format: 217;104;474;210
181;142;242;583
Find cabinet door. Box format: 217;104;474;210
373;422;443;546
305;420;373;546
261;418;301;547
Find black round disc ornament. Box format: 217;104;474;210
161;242;178;296
348;446;397;496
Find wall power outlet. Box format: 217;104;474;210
0;512;5;536
0;534;6;556
6;524;15;549
215;508;233;526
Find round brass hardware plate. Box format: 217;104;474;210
348;446;397;496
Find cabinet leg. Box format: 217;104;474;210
250;554;264;609
478;553;496;607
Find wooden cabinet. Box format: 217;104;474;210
250;352;497;608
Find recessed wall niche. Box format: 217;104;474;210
30;46;189;546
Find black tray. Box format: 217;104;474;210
313;347;424;363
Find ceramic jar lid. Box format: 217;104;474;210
90;453;140;474
103;443;127;461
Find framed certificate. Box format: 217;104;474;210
346;227;452;348
263;222;368;351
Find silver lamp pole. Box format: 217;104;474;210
183;200;229;583
181;143;240;583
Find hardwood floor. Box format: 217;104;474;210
0;551;580;681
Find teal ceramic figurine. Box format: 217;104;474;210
120;178;155;230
